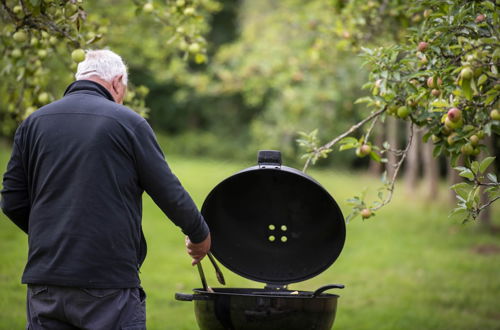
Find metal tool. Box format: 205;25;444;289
196;261;213;293
207;252;226;285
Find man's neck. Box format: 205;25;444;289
80;76;117;103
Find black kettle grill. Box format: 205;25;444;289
175;150;346;330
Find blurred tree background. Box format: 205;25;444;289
1;0;498;224
1;2;500;329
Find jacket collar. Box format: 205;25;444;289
64;80;115;102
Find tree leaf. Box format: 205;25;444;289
479;156;495;174
450;182;471;200
487;173;497;183
339;137;358;144
369;151;381;162
339;143;357;151
477;74;488;86
355;96;373;104
471;161;479;174
482;1;495;11
450;153;460;167
461;78;472;100
433;144;443;157
431;100;450;108
449;206;468;219
422;131;432;143
459;169;474;180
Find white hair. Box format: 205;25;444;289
75;49;128;85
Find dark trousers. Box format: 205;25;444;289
26;285;146;330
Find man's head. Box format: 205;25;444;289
75;49;128;104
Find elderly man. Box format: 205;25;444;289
1;49;210;329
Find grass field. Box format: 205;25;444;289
1;142;499;330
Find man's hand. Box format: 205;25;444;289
185;233;211;266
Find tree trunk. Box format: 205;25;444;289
405;125;420;194
386;117;399;178
422;140;439;201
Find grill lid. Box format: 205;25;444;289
201;150;346;285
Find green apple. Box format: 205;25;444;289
37;49;48;59
11;48;22;58
445;116;463;130
143;3;154;13
184;7;195;15
490;109;500;120
13;5;22;14
447;133;458;145
38;92;50;104
13;30;27;43
397;106;410;119
71;49;85;63
461;143;474;155
469;135;479;146
188;42;200;53
460;67;473;80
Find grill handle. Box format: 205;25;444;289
175;292;212;301
312;284;345;297
258;150;281;168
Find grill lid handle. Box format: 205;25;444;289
258;150;281;168
175;292;212;301
312;284;345;297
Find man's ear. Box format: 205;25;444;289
112;75;123;93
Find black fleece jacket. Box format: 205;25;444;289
1;80;209;288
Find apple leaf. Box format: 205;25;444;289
449;206;468;219
461;78;473;100
477;74;488;86
458;169;474;180
339;143;357;151
369;151;381;162
433;144;443;157
471;161;480;174
450;153;460;167
487;173;497;183
450;182;471;200
339;137;359;144
479;156;495;174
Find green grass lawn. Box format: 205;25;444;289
1;142;499;330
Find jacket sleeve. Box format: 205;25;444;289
1;130;30;234
132;120;209;243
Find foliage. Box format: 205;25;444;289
180;0;369;162
0;0;221;137
299;0;500;223
1;146;499;329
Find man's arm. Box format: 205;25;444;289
132;120;210;245
1;132;30;234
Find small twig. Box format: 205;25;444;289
1;0;17;21
364;113;379;143
479;182;500;187
478;196;500;213
322;107;387;151
1;0;80;47
371;122;414;211
303;106;387;172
